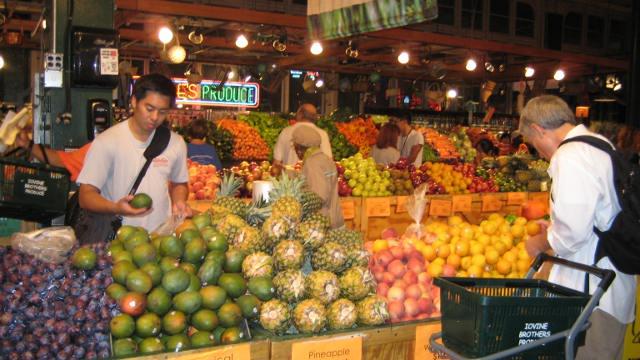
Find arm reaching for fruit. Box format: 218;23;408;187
170;182;192;218
79;184;149;216
525;220;550;257
407;144;423;165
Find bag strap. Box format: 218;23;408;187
128;126;171;196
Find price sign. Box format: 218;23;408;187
365;198;391;217
429;199;452;217
529;192;550;204
341;200;355;220
452;195;473;213
415;323;449;360
396;196;408;213
507;192;527;205
292;335;362;360
202;343;251;360
482;194;503;212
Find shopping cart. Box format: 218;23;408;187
429;253;615;360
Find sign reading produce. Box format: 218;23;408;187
173;78;260;108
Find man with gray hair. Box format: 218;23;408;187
272;103;332;175
520;95;635;359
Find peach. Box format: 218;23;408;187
388;260;406;279
375;250;393;267
404;298;419;317
381;227;399;240
407;258;424;275
417;298;432;313
389;246;404;260
405;284;422;300
442;264;457;277
402;270;418;285
382;272;395;285
392;280;407;289
377;283;390;297
387;287;405;302
388;300;405;322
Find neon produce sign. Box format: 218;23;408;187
173;78;260;108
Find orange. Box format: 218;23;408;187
499;233;514;248
467;265;483;278
495;260;512;275
526;221;541;236
372;240;388;253
446;254;461;269
478;234;491;247
437;244;451;259
514;217;528;226
455;241;470;257
471;254;486;268
485;248;500;265
502;251;517;264
460;256;472;270
510;224;525;239
421;245;437;262
470;242;484;256
432;257;445;267
448;216;464;227
516;259;530;273
518;249;530;261
456;270;469;277
460;226;474;240
493;241;508;256
427;262;443;278
482;221;498;235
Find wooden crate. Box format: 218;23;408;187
269;319;440;360
129;339;270;360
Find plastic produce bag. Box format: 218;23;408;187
10;226;76;264
403;183;430;241
153;213;186;236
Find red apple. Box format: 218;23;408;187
417;297;432;313
388;301;405;322
377;283;390;297
418;272;433;285
392;280;407;289
407;258;424;275
442;264;456;277
402;270;418;285
389;246;404;260
375;250;393;267
381;227;398;240
382;272;395;285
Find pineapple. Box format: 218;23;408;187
259;299;291;334
245;199;271;227
339;266;375;301
213;173;248;218
293;299;327;334
268;174;305;222
327;299;357;330
346;248;370;268
311;242;347;273
294;220;327;251
242;252;274;279
326;228;364;248
216;213;248;241
273;240;304;270
301;190;323;219
306;270;340;305
232;226;272;254
262;216;294;242
356;295;389;326
273;270;306;303
302;212;330;231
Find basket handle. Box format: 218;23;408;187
530;253;616;292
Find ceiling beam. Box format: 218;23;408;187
115;0;628;71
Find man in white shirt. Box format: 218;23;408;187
272;103;332;175
77;74;191;232
394;115;424;168
520;95;636;360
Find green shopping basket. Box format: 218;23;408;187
430;253;616;360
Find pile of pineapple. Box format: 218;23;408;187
211;173;389;334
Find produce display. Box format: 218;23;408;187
336;153;393;197
108;220;253;357
187;160;221;201
334;117;378;155
316;114;358;161
418;128;459;160
449;128;477;163
226;161;274;196
218;119;271;161
0;244;115;360
478;155;550;192
236;112;289;158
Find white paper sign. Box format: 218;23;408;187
100;48;119;75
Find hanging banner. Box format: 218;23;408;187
307;0;438;40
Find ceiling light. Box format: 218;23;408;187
524;66;535;78
346;41;359;58
613;83;622;92
498;64;506;72
315;79;324;88
42;19;46;30
273;38;287;53
484;62;495;72
397;51;410;64
446;89;457;98
228;70;236;79
158;27;174;45
167;45;186;64
465;58;477;71
244;74;252;82
553;69;565;81
235;34;249;49
0;55;5;69
310;41;323;55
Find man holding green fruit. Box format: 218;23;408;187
77;74;191;231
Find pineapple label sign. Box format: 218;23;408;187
292;335;362;360
204;343;251;360
174;78;260;108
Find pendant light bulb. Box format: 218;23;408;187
310;41;323;55
465;58;477;71
397;51;410;64
524;66;535;78
235;34;249;49
158;27;174;45
554;69;565;81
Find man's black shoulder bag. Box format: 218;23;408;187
67;126;171;244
